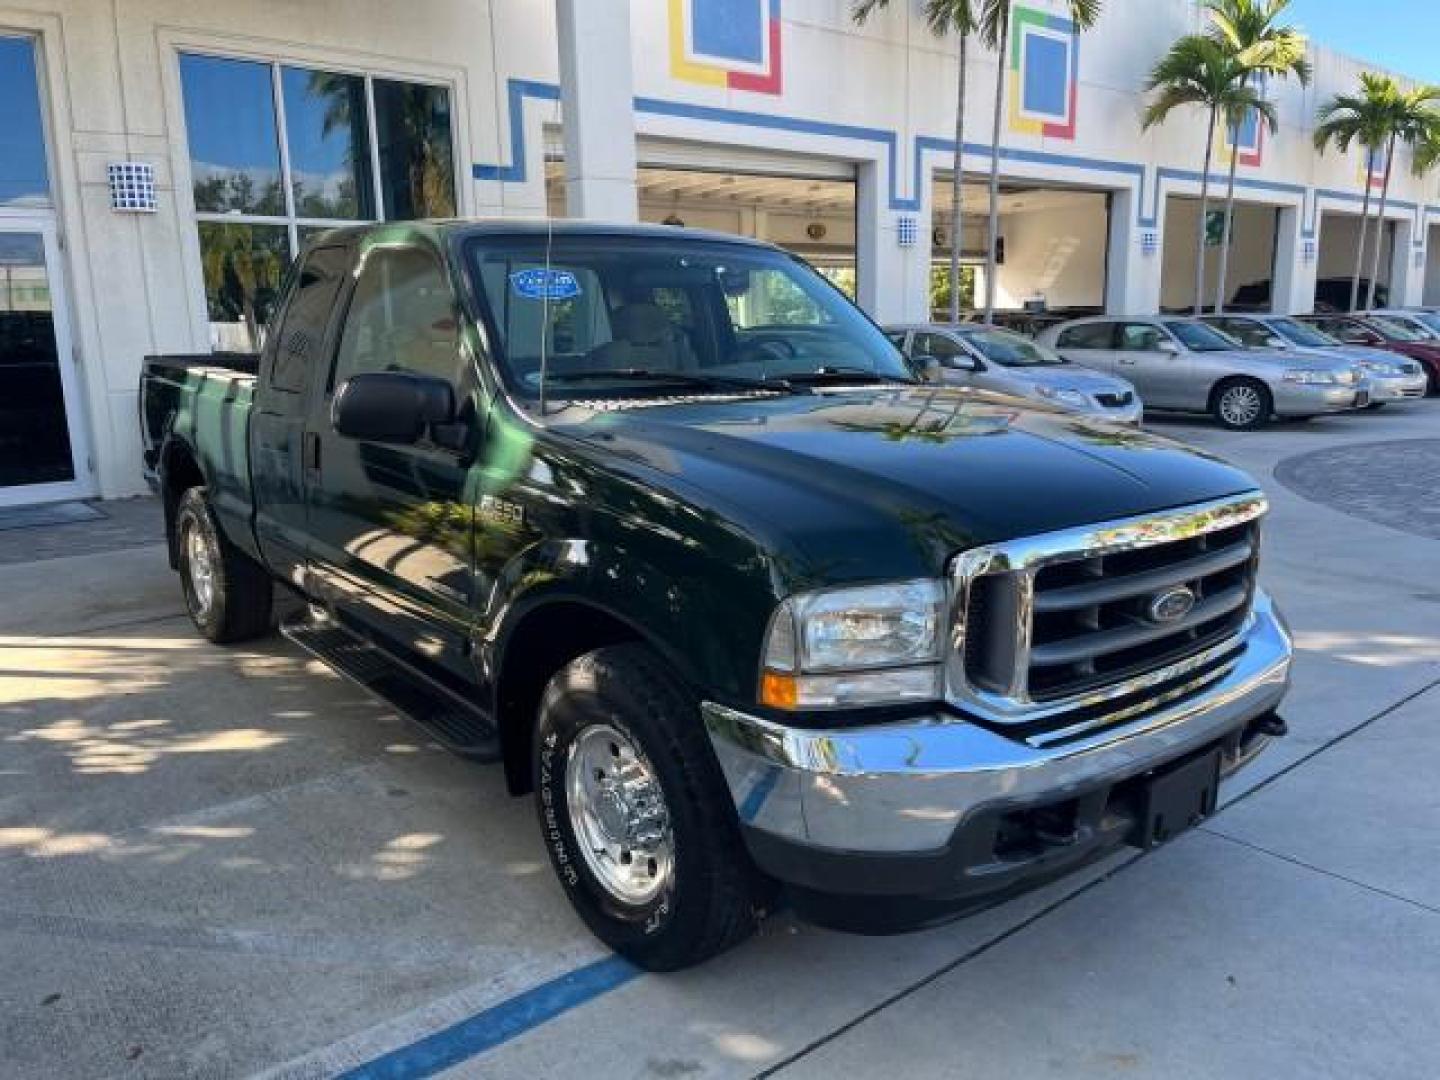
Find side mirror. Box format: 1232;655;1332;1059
333;371;456;444
949;354;982;372
1155;339;1180;355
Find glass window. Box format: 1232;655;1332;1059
467;237;913;398
281;67;373;219
1057;322;1114;350
914;332;966;361
373;79;456;219
1164;320;1237;352
0;35;50;208
269;245;350;393
727;268;831;328
1269;318;1337;348
0;232;74;486
958;327;1065;366
1120;323;1164;351
332;248;461;390
1369;314;1435;342
181;53;458;352
197;222;290;352
1211;319;1278;349
181;55;284;216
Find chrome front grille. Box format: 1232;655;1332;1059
947;493;1266;744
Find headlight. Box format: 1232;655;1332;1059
1358;360;1401;376
1035;386;1089;408
1282;369;1338;385
760;580;946;709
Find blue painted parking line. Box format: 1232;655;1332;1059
339;955;641;1079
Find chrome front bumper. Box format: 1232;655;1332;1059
1368;373;1430;401
704;590;1290;862
1272;382;1365;415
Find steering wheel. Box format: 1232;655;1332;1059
738;335;799;363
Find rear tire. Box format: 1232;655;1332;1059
1210;378;1272;431
533;643;771;970
175;487;274;644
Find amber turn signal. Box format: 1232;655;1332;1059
759;669;799;710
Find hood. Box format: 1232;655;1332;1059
1240;347;1356;373
1312;344;1418;367
552;386;1256;584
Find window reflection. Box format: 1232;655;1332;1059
374;80;456;219
197;222;290;352
181;54;284;215
282;67;373;219
0;232;74;486
0;35;51;207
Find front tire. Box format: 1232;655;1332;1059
175;487;274;643
533;644;770;970
1211;378;1272;431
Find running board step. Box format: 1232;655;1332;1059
282;614;499;761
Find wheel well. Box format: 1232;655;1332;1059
160;442;205;568
495;602;641;795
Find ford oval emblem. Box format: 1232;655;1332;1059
1148;586;1196;624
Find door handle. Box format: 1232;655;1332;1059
304;431;322;475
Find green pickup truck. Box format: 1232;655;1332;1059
142;220;1291;970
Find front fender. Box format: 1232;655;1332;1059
485;537;778;704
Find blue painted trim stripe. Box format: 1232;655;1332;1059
338;955;640;1079
473;79;560;183
472;77;1440;236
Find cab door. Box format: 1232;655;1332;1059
305;243;480;686
1114;322;1191;408
251;243;352;588
1054;321;1119;375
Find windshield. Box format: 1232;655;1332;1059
1409;311;1440;336
1165;320;1239;352
465;235;913;399
1368;314;1434;342
1269;318;1337;348
956;327;1065;366
1214;320;1284;349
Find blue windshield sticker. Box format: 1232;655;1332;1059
510;268;581;301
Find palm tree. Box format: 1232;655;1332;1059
852;0;979;323
1315;75;1440;310
1142;35;1266;317
977;0;1102;323
1206;0;1311;313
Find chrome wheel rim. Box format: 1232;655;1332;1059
184;520;216;615
565;724;674;906
1219;385;1263;427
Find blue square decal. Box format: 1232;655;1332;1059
691;0;766;65
1022;32;1069;120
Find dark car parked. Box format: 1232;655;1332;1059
140;220;1291;969
1229;277;1390;313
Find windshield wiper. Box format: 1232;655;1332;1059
542;369;803;394
782;365;913;385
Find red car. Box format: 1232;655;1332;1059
1300;313;1440;395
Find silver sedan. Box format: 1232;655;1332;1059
887;323;1144;424
1037;316;1368;430
1202;313;1428;405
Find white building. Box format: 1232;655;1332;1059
2;0;1437;506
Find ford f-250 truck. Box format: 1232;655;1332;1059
142;220;1291;970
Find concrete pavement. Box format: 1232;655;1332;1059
2;404;1437;1079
